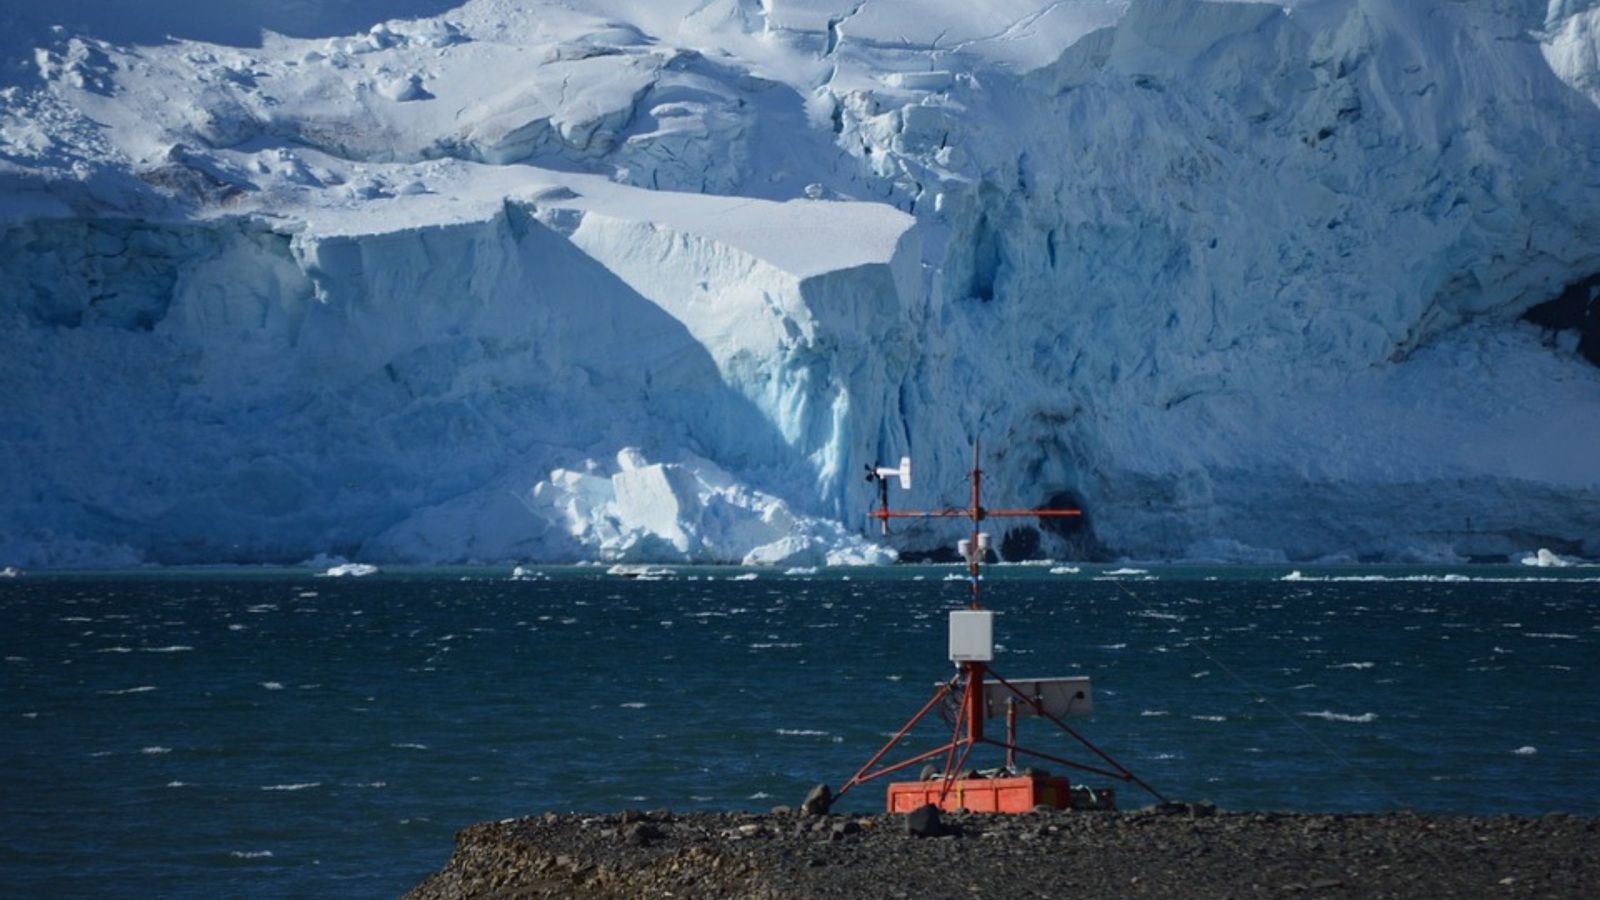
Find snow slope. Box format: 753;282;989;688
1;0;1598;566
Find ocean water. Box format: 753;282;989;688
3;564;1598;897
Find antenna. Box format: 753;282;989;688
836;439;1166;814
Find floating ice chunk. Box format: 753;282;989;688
0;566;19;578
1521;548;1572;567
321;563;379;577
606;564;674;578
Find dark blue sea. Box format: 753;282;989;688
4;564;1598;897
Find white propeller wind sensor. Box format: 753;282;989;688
874;457;912;490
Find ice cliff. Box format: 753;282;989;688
1;0;1598;567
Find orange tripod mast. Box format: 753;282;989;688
840;441;1166;809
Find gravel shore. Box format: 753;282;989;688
407;806;1599;899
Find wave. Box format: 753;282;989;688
141;645;194;653
775;728;829;736
1301;710;1378;723
260;782;320;791
101;685;157;695
141;746;172;754
1281;571;1600;584
230;850;274;859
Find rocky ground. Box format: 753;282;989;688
407;804;1600;899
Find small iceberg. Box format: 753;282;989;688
0;566;20;578
321;563;380;577
605;564;674;579
1520;548;1571;568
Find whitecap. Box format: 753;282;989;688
355;781;387;788
261;782;321;791
747;792;772;799
391;742;428;750
94;646;133;653
619;702;647;709
1191;670;1211;679
141;645;193;653
730;573;759;581
230;850;274;858
228;624;247;631
1050;566;1081;575
1098;643;1127;650
1512;746;1538;756
783;567;818;575
141;746;172;754
1191;715;1227;722
101;685;158;695
1301;711;1378;723
1105;568;1148;576
1330;662;1375;670
166;781;187;787
1140;710;1170;717
776;728;829;737
260;682;284;690
1525;633;1578;640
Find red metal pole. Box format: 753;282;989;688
1005;699;1017;771
969;441;982;609
966;662;985;742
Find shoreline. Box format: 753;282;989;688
407;807;1600;899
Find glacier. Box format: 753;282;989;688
1;0;1598;567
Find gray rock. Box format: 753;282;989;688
624;822;662;846
802;783;833;816
906;804;945;838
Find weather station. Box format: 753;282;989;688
834;443;1166;815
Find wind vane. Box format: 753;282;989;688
838;441;1165;813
